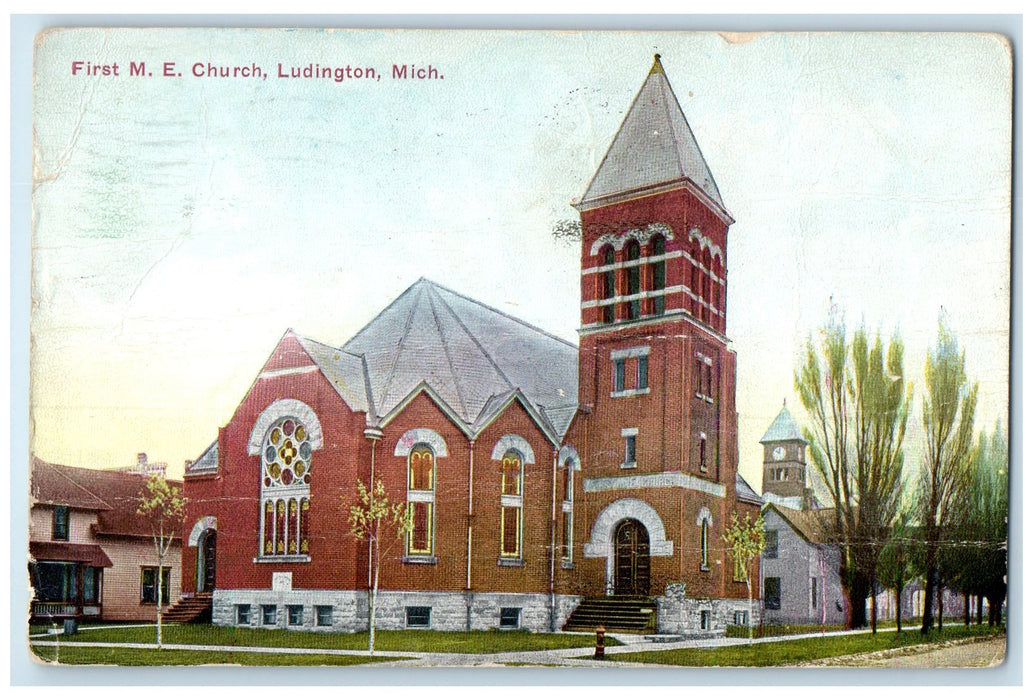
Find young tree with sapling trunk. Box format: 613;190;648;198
137;475;186;649
721;512;767;643
347;479;413;655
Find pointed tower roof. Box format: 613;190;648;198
576;55;730;220
760;403;807;443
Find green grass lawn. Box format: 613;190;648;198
35;624;620;654
29;643;403;666
604;625;1004;667
724;618;977;639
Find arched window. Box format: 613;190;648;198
701;248;712;325
601;246;616;324
624;240;641;320
407;444;436;557
689;239;703;318
500;450;524;560
697;508;713;571
260;417;312;558
650;234;666;315
561;458;575;563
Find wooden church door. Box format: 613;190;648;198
614;519;650;595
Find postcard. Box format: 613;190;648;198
27;27;1012;670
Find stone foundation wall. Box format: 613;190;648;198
213;589;582;633
657;583;761;636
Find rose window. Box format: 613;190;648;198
263;417;312;488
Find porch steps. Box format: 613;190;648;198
562;596;658;634
163;591;212;624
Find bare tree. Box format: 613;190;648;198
137;475;186;649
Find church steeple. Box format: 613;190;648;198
576;55;730;223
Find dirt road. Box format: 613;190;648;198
807;635;1006;668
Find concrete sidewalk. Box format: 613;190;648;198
31;624;958;668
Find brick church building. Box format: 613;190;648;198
179;56;763;635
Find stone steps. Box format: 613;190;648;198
562;596;657;634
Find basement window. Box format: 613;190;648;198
499;607;521;630
406;606;431;629
262;604;277;626
288;605;303;626
236;604;251;625
315;605;333;627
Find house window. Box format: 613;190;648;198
236;604;252;625
561;458;575;563
33;562;77;603
406;606;431;628
140;567;171;604
260;416;312;558
52;505;69;541
621;428;638;468
262;604;277;626
812;577;819;609
764;577;782;610
601;246;616;323
764;530;778;559
695;354;714;401
288;604;304;626
700;610;711;630
650;234;666;315
500;450;523;560
499;607;521;629
315;605;333;626
82;566;100;604
699;433;708;473
406;445;436;557
733;610;749;626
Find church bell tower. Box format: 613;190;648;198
572;55;746;598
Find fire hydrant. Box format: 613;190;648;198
594;625;606;659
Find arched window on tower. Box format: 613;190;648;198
600;246;616;324
650;234;666;315
689;239;703;319
701;248;712;326
713;254;724;329
624;239;641;320
259;417;312;559
407;444;436;557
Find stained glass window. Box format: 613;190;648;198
500;450;523;560
259;416;312;559
406;445;435;557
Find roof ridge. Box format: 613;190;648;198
377;282;425;412
423;278;577;351
425;285;472;421
427;282;516;394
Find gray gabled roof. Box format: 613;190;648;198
760;404;807;444
340;278;579;442
578;55;728;217
735;473;764;506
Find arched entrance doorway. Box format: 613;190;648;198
196;529;217;593
614;518;650;595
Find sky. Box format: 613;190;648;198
30;29;1012;489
